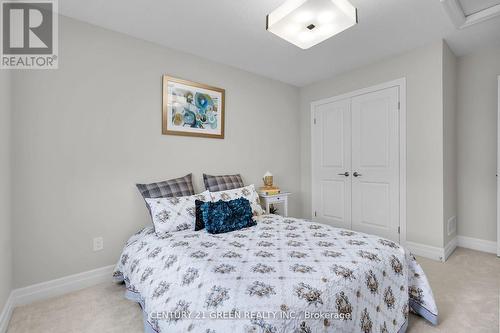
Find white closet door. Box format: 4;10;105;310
312;99;351;229
351;87;400;242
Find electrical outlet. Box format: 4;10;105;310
447;216;457;236
93;237;104;251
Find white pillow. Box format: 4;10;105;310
145;191;210;235
210;184;264;216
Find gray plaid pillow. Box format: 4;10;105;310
137;174;195;200
203;174;245;192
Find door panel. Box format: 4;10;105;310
351;87;399;242
359;101;390;167
321;107;344;167
312;99;351;229
359;182;390;227
321;180;346;220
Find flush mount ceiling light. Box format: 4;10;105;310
266;0;358;49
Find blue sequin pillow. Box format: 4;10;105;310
200;198;256;234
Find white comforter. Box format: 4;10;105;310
114;215;437;333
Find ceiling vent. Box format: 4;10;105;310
441;0;500;28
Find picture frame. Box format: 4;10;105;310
162;75;225;139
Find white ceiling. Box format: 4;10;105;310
59;0;500;87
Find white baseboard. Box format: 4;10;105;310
0;264;115;332
0;293;14;333
444;237;458;261
457;236;497;254
406;241;445;262
406;235;497;262
11;265;115;307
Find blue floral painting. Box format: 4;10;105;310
163;76;225;139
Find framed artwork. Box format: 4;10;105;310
162;75;225;139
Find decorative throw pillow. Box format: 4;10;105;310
137;173;195;199
200;198;255;234
145;191;210;236
210;184;264;216
203;174;244;192
194;199;206;231
137;174;195;215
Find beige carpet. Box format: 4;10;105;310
7;247;500;333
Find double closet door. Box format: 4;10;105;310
312;86;400;242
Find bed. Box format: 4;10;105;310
113;214;437;333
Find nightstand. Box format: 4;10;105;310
259;192;291;217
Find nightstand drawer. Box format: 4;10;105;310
259;192;291;217
266;196;285;203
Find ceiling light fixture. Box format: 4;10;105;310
266;0;358;49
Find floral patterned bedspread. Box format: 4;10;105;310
113;215;437;333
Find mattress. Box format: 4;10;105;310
113;214;437;333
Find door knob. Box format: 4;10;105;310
338;172;349;177
353;172;362;177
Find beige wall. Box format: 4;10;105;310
443;42;458;246
457;47;500;242
299;41;445;248
0;71;12;309
7;15;498;291
11;16;300;288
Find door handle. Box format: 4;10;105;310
338;172;349;177
353;172;362;177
